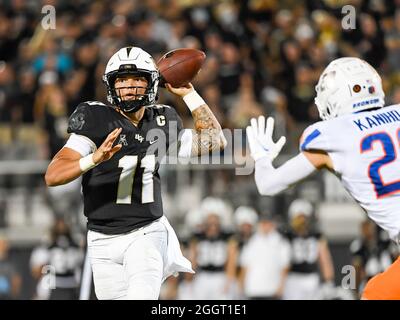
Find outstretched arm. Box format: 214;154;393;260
253;153;317;196
166;83;226;156
246;116;332;196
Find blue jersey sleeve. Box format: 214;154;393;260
299;122;328;152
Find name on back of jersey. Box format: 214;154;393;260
353;108;400;131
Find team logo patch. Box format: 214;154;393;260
118;134;128;146
135;133;144;143
69;112;85;130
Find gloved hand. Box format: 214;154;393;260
246;116;286;162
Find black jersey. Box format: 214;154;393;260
47;235;83;282
285;230;321;274
192;232;233;272
350;238;395;278
67;101;183;234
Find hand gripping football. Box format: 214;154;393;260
157;48;206;88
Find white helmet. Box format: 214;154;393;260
315;57;384;120
103;46;159;113
288;199;313;220
234;206;258;227
200;197;234;229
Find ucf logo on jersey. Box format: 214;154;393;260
134;133;144;143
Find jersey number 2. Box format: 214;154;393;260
116;155;155;204
361;131;400;198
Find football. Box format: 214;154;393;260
157;48;206;88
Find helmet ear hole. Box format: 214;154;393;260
353;85;361;93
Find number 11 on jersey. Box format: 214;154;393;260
116;155;156;204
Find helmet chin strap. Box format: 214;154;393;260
115;87;148;113
118;99;145;113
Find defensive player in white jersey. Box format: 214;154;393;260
246;57;400;300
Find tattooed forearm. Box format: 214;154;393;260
190;104;226;156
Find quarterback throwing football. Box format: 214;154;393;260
45;47;226;300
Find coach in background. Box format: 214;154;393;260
239;212;290;300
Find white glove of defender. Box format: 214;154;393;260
246;116;286;162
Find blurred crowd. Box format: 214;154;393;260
1;0;400;158
1;0;400;300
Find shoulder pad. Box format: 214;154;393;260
147;104;178;118
299;121;327;152
82;101;108;107
67;101;110;137
150;104;172;110
148;104;173;115
308;229;322;239
279;228;291;239
221;231;234;240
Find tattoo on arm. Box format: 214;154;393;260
190;104;226;156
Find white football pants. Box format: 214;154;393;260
87;218;167;300
282;273;320;300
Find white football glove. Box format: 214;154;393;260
246;116;286;162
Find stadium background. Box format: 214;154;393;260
0;0;399;299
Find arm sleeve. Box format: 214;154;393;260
254;153;317;196
64;133;97;157
178;129;193;158
167;107;194;159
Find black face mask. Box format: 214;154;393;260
104;68;159;113
114;84;149;113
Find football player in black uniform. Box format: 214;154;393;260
45;46;226;299
189;199;238;299
350;220;398;298
282;199;335;300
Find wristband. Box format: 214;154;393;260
182;90;206;112
79;153;97;173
